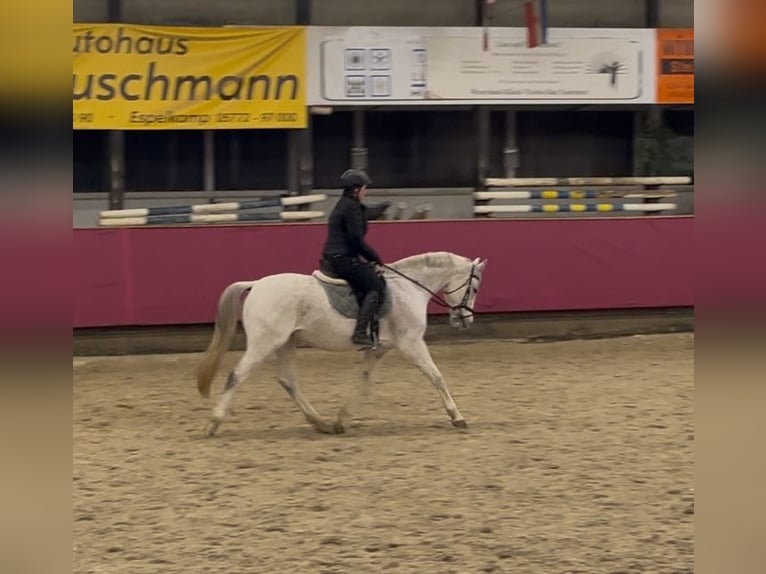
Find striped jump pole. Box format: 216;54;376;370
473;203;678;215
484;177;692;187
99;193;327;219
98;194;327;227
474;190;678;201
98;210;326;227
477;176;688;217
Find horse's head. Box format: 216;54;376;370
444;257;487;329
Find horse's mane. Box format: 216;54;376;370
388;251;466;272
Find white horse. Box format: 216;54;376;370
196;251;487;436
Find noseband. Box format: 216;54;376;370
381;263;478;326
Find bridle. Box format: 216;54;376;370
381;263;479;327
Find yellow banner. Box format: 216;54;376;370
73;25;306;129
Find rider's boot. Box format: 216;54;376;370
351;291;379;347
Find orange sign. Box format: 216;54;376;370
656;29;694;104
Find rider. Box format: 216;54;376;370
321;168;385;347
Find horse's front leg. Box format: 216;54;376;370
337;347;387;429
397;338;467;428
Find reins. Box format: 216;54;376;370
380;263;476;314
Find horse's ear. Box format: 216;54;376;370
477;258;488;270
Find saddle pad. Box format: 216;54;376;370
315;279;392;320
312;269;347;286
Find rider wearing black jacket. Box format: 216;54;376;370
321;168;385;347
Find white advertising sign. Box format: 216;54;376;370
307;27;656;106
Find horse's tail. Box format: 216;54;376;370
196;281;254;398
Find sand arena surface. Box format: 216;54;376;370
74;333;693;574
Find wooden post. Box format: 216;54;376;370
476;107;490;190
296;0;311;24
107;131;125;211
288;116;314;202
646;0;659;27
107;0;124;210
287;130;299;195
351;109;367;170
295;0;313;200
298;114;314;196
203;130;215;200
503;110;519;178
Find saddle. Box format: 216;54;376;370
313;258;391;322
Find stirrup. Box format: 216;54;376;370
355;340;378;351
352;334;374;347
352;329;377;350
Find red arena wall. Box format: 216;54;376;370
73;217;694;328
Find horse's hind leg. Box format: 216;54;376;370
276;343;343;435
206;342;274;437
337;347;387;429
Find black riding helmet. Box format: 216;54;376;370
340;168;371;194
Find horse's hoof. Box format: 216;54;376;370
205;420;221;437
451;419;468;429
312;420;340;435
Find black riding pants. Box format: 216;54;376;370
327;255;384;305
